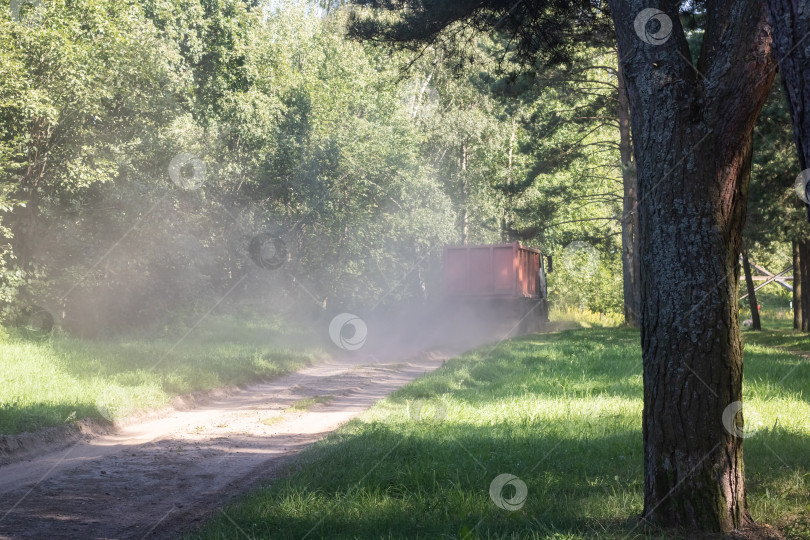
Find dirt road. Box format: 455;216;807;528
0;351;449;539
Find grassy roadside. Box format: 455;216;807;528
0;316;324;435
742;317;810;352
188;325;810;540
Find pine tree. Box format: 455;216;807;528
349;0;784;534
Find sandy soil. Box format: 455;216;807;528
0;351;450;540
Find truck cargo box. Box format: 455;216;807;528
443;242;545;298
442;242;549;335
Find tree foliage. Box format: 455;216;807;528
0;0;647;335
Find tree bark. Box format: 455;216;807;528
766;0;810;330
793;240;802;330
742;249;762;330
767;0;810;182
607;0;775;532
502;117;517;243
800;240;810;332
618;58;640;327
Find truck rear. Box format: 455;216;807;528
443;242;549;336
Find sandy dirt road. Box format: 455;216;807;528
0;351;450;539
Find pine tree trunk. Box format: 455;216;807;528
742;249;762;330
793;240;802;330
767;0;810;179
618;58;640;327
767;0;810;331
607;0;775;532
800;240;810;332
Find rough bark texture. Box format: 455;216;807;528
607;0;776;532
793;240;803;330
742;249;762;330
767;0;810;175
618;59;641;327
767;0;810;331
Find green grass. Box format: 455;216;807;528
0;316;324;435
187;325;810;540
548;307;625;328
742;316;810;352
261;416;285;427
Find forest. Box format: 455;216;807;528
1;1;806;336
0;0;638;335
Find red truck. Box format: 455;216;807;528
443;242;550;335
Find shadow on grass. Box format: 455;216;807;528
186;424;645;539
0;421;804;540
0;402;101;435
185;419;810;540
0;326;320;435
186;325;810;539
383;327;645;406
3;323;808;539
